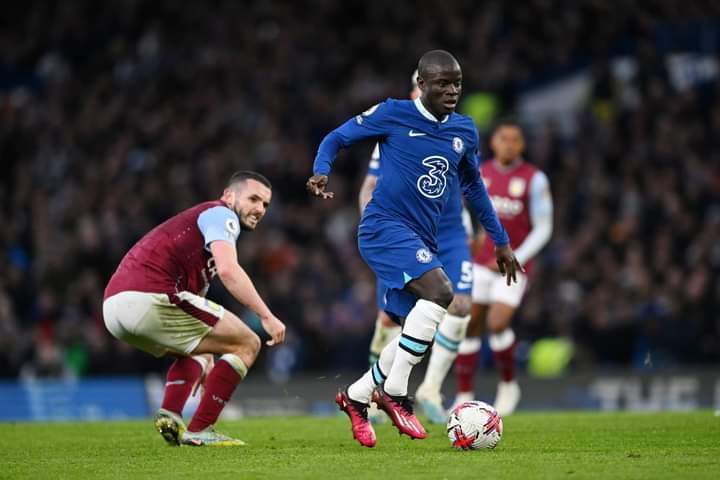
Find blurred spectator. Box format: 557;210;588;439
1;0;719;377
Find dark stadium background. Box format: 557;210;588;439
1;0;719;418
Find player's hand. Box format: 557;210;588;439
306;175;334;199
260;314;286;346
495;244;524;286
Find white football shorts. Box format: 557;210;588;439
471;264;528;308
103;291;223;357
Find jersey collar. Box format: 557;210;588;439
414;97;449;123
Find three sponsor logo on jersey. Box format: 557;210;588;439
413;134;467;199
356;103;469;201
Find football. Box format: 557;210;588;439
447;401;503;450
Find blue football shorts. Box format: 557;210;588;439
359;217;442;321
372;233;472;324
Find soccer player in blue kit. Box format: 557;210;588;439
360;70;477;426
307;50;521;448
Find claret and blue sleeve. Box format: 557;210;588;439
197;206;241;250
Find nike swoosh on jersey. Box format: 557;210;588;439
408;130;427;137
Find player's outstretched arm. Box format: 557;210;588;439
310;101;393;201
210;240;286;346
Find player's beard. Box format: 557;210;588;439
239;217;256;231
228;200;254;231
238;207;260;231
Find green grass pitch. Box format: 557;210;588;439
1;412;718;479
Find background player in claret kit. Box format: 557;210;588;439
453;121;553;416
103;171;286;446
359;71;475;425
307;50;521;448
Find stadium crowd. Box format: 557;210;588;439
1;0;719;378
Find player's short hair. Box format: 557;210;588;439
417;50;460;78
227;171;272;190
491;118;525;136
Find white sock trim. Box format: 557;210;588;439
219;353;248;379
383;300;445;396
378;336;400;380
397;299;445;359
458;337;482;355
420;342;457;391
348;370;375;404
191;355;210;373
414;299;447;323
401;299;446;341
489;329;516;351
349;336;399;404
437;313;470;343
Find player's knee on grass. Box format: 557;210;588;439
448;294;472;317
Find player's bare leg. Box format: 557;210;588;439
452;303;487;409
180;310;261;447
416;293;471;423
366;311;400;424
378;268;451;439
487;302;520;416
154;353;213;445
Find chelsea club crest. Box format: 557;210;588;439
452;137;464;154
416;248;433;264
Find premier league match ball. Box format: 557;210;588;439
447;401;503;450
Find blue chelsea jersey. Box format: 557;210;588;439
314;98;508;249
367;142;467;249
436;175;468;248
